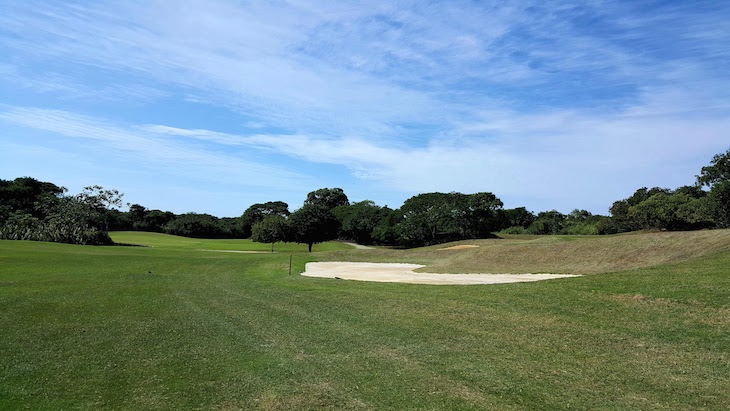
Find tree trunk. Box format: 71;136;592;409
308;243;312;252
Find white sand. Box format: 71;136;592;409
303;262;580;285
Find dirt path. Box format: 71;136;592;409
303;262;580;285
343;242;374;250
200;249;270;254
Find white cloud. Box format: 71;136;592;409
140;83;729;212
0;107;313;191
1;1;728;214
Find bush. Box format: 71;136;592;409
560;222;599;235
0;218;112;245
498;226;530;235
595;218;619;235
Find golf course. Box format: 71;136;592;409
1;230;728;410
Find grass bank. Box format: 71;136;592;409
320;229;730;274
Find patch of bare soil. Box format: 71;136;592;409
303;262;579;285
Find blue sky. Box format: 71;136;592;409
1;1;728;216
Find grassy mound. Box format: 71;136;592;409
320;229;730;274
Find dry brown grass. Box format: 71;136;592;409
320;229;730;274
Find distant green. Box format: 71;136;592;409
1;232;728;410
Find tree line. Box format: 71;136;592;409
2;148;728;248
0;181;122;245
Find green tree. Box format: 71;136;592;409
503;207;536;229
697;148;730;228
395;192;504;246
333;200;390;245
304;188;349;210
371;208;402;245
464;192;504;237
128;204;148;230
164;213;224;238
145;210;177;232
288;204;340;252
0;177;66;222
75;185;125;233
241;201;290;237
251;215;288;252
528;210;566;235
628;193;692;230
398;193;457;246
697;148;730;186
610;187;671;232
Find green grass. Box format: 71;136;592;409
1;232;729;410
109;231;353;252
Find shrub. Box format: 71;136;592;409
498;226;530;235
560;222;599;235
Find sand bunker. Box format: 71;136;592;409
440;244;480;250
303;262;579;285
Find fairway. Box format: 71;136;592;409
109;231;354;252
1;231;729;410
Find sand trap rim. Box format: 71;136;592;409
303;262;580;285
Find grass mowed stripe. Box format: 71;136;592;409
1;235;729;410
109;231;352;253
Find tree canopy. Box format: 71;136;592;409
241;201;290;238
697;148;730;228
397;192;503;246
288;204;340;252
304;188;349;210
251;215;288;252
333;200;391;245
0;178;113;245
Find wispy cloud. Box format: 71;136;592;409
1;1;728;214
0;106;313;191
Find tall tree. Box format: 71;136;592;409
251;215;288;252
697;148;730;228
528;210;566;235
504;207;536;229
396;192;504;246
288;204;340;252
304;188;349;210
465;192;504;237
0;177;66;222
371;208;402;245
75;185;125;233
333;200;390;245
164;213;223;238
241;201;290;237
610;187;671;232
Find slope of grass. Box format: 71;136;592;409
1;232;729;410
109;231;352;253
320;229;730;274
